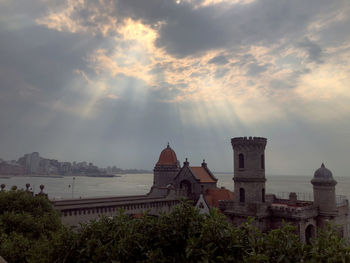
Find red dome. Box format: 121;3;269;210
156;144;178;165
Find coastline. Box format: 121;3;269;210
0;174;121;178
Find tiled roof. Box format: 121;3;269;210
156;144;178;165
190;167;216;183
205;188;234;207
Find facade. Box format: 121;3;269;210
18;152;41;174
50;137;349;242
14;152;103;175
149;144;231;204
0;160;25;175
217;137;349;242
151;138;349;242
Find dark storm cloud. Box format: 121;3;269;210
0;28;95;94
0;15;103;107
114;0;231;56
114;0;345;58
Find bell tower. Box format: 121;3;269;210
153;143;180;187
231;137;267;204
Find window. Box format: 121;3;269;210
261;154;265;169
262;189;265;203
239;153;244;169
239;188;245;203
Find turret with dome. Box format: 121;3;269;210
312;163;337;183
311;163;337;217
153;143;181;187
156;143;179;166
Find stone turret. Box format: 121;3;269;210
153;144;181;187
231;137;267;204
311;163;337;215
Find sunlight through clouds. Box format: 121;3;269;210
1;0;350;173
34;0;350;126
35;0;350;129
200;0;255;7
36;0;118;36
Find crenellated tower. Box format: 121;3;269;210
231;137;267;204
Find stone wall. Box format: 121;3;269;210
53;196;180;226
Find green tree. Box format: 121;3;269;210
306;223;350;263
2;192;350;263
186;209;242;262
0;190;66;263
262;221;305;262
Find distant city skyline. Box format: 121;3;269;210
1;0;350;176
0;151;151;175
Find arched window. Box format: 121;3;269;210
239;188;245;203
261;154;265;169
262;188;265;203
239;153;244;169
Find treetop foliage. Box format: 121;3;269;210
0;191;349;263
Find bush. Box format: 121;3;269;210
1;194;349;263
0;190;65;263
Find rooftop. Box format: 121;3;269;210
156;144;178;166
205;188;234;207
190;166;216;183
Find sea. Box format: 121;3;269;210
0;173;349;200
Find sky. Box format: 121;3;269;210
0;0;350;175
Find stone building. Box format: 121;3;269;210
149;144;232;205
151;137;349;242
51;136;349;242
217;137;349;242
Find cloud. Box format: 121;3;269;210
208;55;229;65
298;38;323;63
34;0;350;106
1;0;350;175
247;63;270;76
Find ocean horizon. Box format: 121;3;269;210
1;173;349;201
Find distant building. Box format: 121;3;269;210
61;162;72;174
0;160;25;175
18;152;41;174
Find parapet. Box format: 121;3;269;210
231;136;267;149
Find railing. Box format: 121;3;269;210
270;203;318;219
58;198;180;217
275;192;313;201
275;192;348;207
336;195;348;207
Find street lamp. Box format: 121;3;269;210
72;177;75;198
